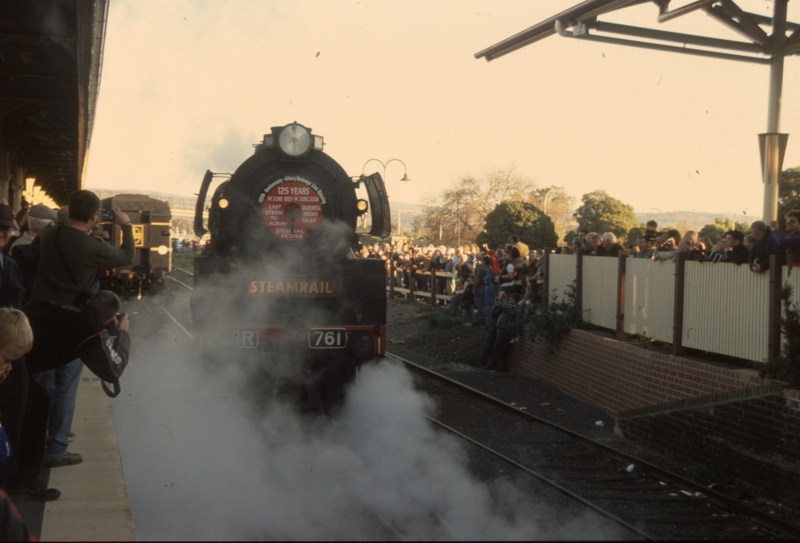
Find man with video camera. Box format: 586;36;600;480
6;190;135;501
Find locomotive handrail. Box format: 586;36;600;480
194;170;213;237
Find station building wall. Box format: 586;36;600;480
509;329;800;507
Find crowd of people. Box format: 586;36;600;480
356;235;542;373
355;211;800;374
0;190;133;512
559;215;800;272
357;236;545;310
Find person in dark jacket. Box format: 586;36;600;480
707;230;749;264
600;232;625;257
749;221;778;273
770;210;800;265
477;291;523;371
29;191;133;472
8;291;130;502
0;205;31;497
472;255;494;325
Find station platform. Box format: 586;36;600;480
15;376;135;541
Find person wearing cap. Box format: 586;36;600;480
9;204;56;252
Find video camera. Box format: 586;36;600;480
99;209;116;222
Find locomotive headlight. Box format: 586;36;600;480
356;199;369;215
218;198;229;209
278;123;312;157
157;245;168;255
348;332;375;362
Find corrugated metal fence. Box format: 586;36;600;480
548;253;792;364
624;258;675;342
548;254;577;300
682;261;770;362
582;257;618;330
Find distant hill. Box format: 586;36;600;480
89;189;755;233
635;210;760;231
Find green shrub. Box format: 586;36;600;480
525;282;588;350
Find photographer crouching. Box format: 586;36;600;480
7;291;130;501
476;290;523;372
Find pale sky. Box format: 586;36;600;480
86;0;800;219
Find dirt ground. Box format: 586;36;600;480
386;297;488;371
385;297;799;525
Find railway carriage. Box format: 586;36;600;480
191;122;391;408
98;194;172;295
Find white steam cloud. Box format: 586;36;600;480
117;331;622;540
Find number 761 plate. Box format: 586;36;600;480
308;328;348;349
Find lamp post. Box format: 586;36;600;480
362;158;411;236
361;158;411;183
542;188;554;215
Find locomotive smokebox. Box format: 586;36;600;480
191;123;391;411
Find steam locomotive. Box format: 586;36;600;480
191;122;391;409
98;194;171;295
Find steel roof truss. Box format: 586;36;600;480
718;0;769;43
706;4;766;45
593;20;763;53
556;18;771;64
656;0;716;24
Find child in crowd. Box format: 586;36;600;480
0;308;33;386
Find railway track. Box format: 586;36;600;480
389;353;800;541
167;266;194;290
157;274;798;538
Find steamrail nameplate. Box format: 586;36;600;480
308;328;347;349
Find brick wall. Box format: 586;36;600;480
509;329;799;506
618;392;800;507
510;329;782;417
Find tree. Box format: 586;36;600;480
529;186;576;242
475;201;558;250
563;229;578;245
775;166;800;229
626;224;646;244
698;217;749;243
418;166;538;245
573;191;639;240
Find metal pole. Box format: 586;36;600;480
768;253;786;361
763;0;788;222
543;188;553;215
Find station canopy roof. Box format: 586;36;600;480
0;0;108;204
475;0;800;63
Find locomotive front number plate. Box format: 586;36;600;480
308;328;347;349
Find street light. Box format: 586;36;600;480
362;158;411;235
361;158;411;183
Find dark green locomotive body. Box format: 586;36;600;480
190;123;391;408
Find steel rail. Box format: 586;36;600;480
172;266;194;276
387;352;800;539
425;415;654;540
166;273;193;291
